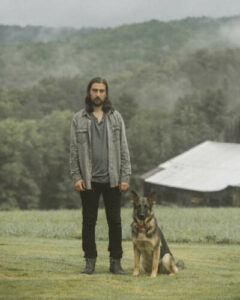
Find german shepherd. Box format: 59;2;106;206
131;191;184;278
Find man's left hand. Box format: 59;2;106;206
119;182;129;192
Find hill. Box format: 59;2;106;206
1;16;240;91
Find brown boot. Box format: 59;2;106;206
109;258;125;274
81;258;96;274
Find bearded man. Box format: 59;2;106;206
70;77;131;274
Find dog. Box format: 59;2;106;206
131;191;184;278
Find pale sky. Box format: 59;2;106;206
0;0;240;28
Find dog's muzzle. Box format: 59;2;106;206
138;214;145;220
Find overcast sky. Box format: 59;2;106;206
1;0;240;28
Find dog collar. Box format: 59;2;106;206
134;218;146;229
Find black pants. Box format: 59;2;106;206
80;182;123;259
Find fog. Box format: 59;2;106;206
1;0;240;28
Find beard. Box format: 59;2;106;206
91;97;105;107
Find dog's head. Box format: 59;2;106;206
131;191;156;221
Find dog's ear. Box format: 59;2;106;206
130;191;139;204
148;191;157;206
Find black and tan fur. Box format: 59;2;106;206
131;191;184;278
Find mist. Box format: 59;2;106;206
1;0;240;28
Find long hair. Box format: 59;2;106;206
85;77;114;113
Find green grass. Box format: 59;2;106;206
0;238;239;299
0;208;240;299
0;207;240;244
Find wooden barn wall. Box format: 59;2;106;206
143;182;240;206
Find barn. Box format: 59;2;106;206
142;141;240;206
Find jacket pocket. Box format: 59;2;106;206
76;129;88;144
112;125;120;142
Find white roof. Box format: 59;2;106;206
145;141;240;192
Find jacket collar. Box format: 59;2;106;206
81;109;91;119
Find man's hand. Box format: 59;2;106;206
119;182;129;192
74;179;86;192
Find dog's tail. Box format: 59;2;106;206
176;260;185;270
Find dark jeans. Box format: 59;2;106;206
80;182;123;259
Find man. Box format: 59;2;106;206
70;77;131;275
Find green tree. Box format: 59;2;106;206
1;76;86;120
38;110;79;209
114;93;138;129
128;108;171;194
171;88;229;156
0;119;41;209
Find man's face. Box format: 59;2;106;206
90;83;107;107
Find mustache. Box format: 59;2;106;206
91;97;105;107
92;96;105;102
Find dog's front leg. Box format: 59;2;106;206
150;245;160;278
133;244;141;276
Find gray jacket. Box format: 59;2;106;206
70;108;131;189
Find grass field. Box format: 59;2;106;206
1;207;240;244
0;208;240;299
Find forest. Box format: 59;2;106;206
1;16;240;209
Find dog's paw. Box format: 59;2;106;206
150;272;157;278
